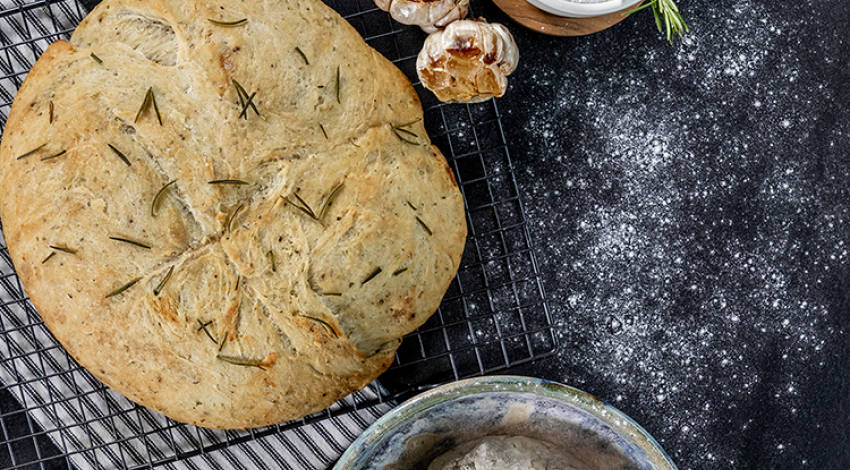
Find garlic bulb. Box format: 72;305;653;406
416;19;519;104
374;0;469;34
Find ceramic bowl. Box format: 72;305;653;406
526;0;643;18
334;376;677;470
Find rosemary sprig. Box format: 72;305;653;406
267;250;276;272
392;267;408;276
335;66;341;104
108;144;131;166
295;47;309;65
323;292;342;297
281;193;318;221
318;182;344;221
134;87;162;125
105;277;141;298
40;150;66;161
234;80;246;109
134;89;149;123
362;267;382;285
396;118;422;128
90;53;102;64
49;101;53;124
109;236;151;249
216;354;265;370
151;88;162;125
394;127;418;140
41;247;72;265
231;79;260;119
391;120;421;146
154;265;174;296
239;91;257;120
197;319;216;343
416;216;433;236
282;182;343;225
628;0;688;43
299;315;338;337
49;245;76;255
227;204;244;232
151;180;176;217
392;129;419;145
209;179;248;185
208;18;248;27
406;200;418;211
293;193;317;218
319;123;328;139
16;144;45;160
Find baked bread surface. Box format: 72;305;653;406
0;0;466;428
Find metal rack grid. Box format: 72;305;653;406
0;0;558;468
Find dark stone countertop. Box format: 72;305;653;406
476;0;850;469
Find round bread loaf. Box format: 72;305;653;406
0;0;466;428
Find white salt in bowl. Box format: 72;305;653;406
334;376;678;470
527;0;643;18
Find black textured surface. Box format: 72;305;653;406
480;0;850;469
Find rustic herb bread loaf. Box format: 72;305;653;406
0;0;466;429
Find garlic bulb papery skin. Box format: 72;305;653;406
416;19;519;104
374;0;470;34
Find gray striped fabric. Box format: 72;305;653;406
0;1;394;468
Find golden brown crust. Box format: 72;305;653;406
0;0;465;428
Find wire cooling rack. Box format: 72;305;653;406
0;0;557;468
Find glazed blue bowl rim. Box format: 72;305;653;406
333;375;678;470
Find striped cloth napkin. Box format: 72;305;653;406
0;1;395;468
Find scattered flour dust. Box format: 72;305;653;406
513;1;844;469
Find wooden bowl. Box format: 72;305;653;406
492;0;644;36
